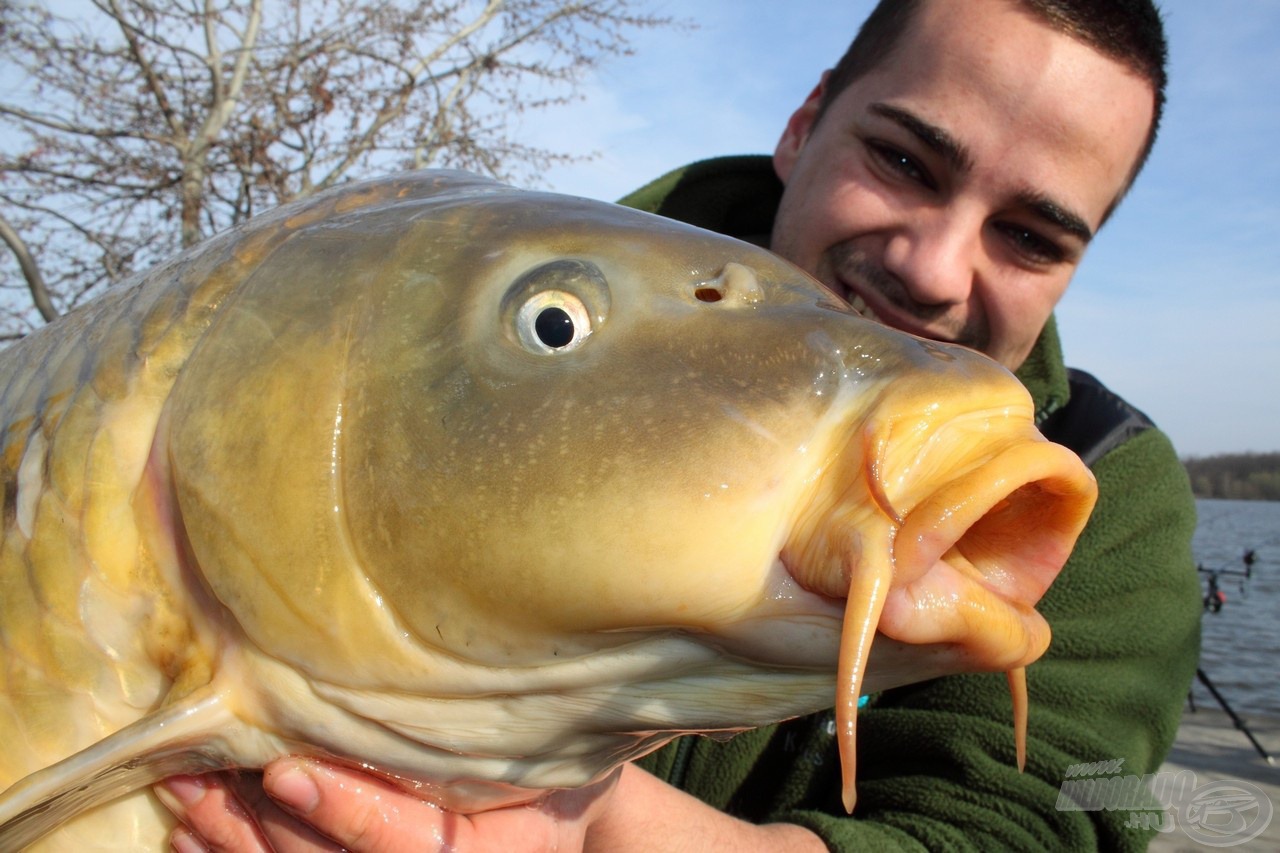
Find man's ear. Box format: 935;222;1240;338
774;72;830;183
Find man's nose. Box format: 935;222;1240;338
881;213;979;306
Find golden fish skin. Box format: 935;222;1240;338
0;172;1095;849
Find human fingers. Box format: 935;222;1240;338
154;772;269;853
155;771;343;853
258;758;621;853
260;758;456;852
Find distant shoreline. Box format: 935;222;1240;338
1182;453;1280;502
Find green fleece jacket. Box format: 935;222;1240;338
620;157;1202;851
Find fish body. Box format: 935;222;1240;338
0;172;1096;849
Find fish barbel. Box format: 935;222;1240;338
0;172;1096;849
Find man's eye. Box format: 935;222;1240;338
995;223;1066;266
867;141;935;191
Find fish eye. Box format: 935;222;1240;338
536;307;574;347
502;259;610;355
516;291;592;353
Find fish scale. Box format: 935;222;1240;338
0;188;381;849
0;171;1095;849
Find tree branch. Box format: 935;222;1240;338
315;0;506;189
0;104;168;144
0;0;680;339
105;0;187;141
0;213;58;322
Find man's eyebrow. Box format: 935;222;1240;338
869;102;1094;244
1017;191;1094;244
869;102;973;173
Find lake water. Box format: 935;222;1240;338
1190;499;1280;720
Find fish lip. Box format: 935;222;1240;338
870;437;1097;671
894;438;1097;606
781;414;1096;668
776;426;1097;814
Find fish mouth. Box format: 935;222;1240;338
780;415;1097;812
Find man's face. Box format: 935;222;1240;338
771;0;1155;370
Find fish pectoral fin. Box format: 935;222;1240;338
0;689;237;851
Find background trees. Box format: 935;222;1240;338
0;0;673;339
1184;453;1280;501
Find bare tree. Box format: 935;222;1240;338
0;0;675;338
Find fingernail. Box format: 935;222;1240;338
157;775;208;808
265;761;321;815
171;826;209;853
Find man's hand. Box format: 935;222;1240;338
156;760;827;852
155;759;620;853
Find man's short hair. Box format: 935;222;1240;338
817;0;1168;191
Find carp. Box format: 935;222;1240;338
0;171;1096;849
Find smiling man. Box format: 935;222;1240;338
631;0;1160;377
160;1;1201;850
768;1;1150;370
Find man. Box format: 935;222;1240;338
160;1;1201;849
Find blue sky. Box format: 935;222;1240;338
520;1;1280;458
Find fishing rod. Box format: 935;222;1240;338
1192;548;1275;765
1197;548;1254;613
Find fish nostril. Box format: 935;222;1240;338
693;262;763;306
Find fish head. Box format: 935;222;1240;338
345;179;1092;670
162;172;1095;802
